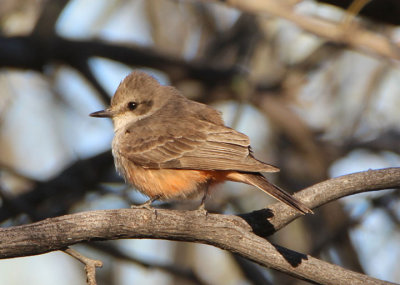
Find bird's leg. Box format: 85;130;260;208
131;195;160;211
196;187;209;216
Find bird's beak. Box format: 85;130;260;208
89;108;113;118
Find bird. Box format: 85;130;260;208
90;71;312;214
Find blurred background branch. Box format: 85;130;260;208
1;0;400;284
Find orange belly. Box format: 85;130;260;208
116;156;240;200
123;163;225;199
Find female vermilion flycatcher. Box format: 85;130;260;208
90;71;312;214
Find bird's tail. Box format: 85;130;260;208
227;172;313;214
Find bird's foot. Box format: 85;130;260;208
195;202;208;217
131;196;161;217
131;198;156;211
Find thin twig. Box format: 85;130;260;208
63;247;103;285
341;0;371;29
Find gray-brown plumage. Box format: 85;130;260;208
90;71;312;214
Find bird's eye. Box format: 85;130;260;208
127;102;137;111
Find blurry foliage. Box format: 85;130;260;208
0;0;399;284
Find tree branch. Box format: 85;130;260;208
266;167;400;232
0;209;394;285
88;243;206;285
0;35;238;85
0;151;114;223
208;0;400;60
1;168;399;284
316;0;400;25
63;247;103;285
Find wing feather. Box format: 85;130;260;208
115;116;278;173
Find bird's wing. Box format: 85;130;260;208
116;117;279;173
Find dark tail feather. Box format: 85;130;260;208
239;173;313;214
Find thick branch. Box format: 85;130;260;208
0;209;393;285
267;167;400;231
1;168;399;284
